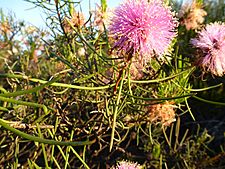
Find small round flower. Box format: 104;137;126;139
109;0;177;63
112;160;141;169
191;22;225;76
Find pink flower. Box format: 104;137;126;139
109;0;177;63
112;161;141;169
191;22;225;76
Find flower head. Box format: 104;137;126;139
109;0;177;63
191;22;225;76
112;160;141;169
178;0;207;30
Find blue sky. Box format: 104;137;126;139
0;0;121;28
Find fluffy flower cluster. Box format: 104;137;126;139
112;160;141;169
191;22;225;76
109;0;177;64
178;0;207;30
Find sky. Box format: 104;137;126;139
0;0;121;28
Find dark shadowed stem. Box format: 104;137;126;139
55;0;73;53
113;53;133;94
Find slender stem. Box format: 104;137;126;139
187;83;223;92
70;147;90;169
185;98;195;121
37;124;49;168
0;118;95;146
0;106;9;112
0;73;115;90
0;77;58;97
109;70;125;152
124;93;195;101
193;95;225;106
0;96;48;114
130;68;195;84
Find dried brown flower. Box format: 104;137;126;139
0;20;11;35
62;11;85;33
178;0;207;30
146;101;176;126
129;61;145;80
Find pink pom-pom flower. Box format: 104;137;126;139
109;0;177;63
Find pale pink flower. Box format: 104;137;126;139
93;4;112;32
112;160;141;169
191;22;225;76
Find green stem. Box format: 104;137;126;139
37;124;49;168
187;83;223;92
0;118;95;146
193;95;225;106
0;96;48;114
0;74;115;90
130;68;195;84
49;53;77;72
172;78;223;92
70;147;90;169
109;70;125;152
185;98;195;121
0;106;9;112
124;93;195;101
0;77;59;97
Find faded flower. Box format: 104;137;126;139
178;0;207;30
0;20;11;35
109;0;177;64
77;47;85;57
26;26;38;34
191;22;225;76
147;101;176;126
112;160;141;169
129;61;145;80
93;4;112;32
62;11;85;33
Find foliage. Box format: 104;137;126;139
0;0;225;168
